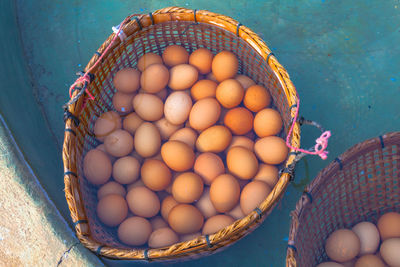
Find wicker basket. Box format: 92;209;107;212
63;6;301;261
286;132;400;267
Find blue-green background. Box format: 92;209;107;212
1;0;399;266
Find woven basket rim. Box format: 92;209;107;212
63;6;301;261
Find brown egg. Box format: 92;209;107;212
154;118;183;140
83;149;112;185
117;216;152;246
325;229;361;263
215;79;244;108
189;48;213;74
240;181;271;215
244;85;271;112
137;52;163;71
161;195;179;221
189;98;221;131
112;156;140;184
235;74;255;90
254;164;279;188
122;112;143;135
211;51;238;82
195;188;218;219
148;227;179;248
190;80;218;101
150;216;168;230
161;140;195;171
97;181;126;200
156;87;168;101
254;108;283;137
169;128;198;149
341;259;356;267
377;212;400;240
96;144;117;163
126;186;160;218
112;92;135;114
127;179;145;191
380;238;400;266
352;221;380;255
227;147;259;180
227;204;245;220
224;107;254;135
113;68;141;93
141;159;172;191
132;93;164;121
140;63;169;93
202;215;235;235
104;129;134;157
210;174;240;212
94;111;121;141
206;72;218;82
97;194;128;226
180;232;201;242
355;254;384;267
254;136;289;165
134;122;161;158
196;125;232;153
194;153;225;185
168;204;204;234
168;64;198;91
162;45;189;67
172;172;204;203
227;136;255;152
164;91;193;124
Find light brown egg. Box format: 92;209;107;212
168;64;198;91
189;48;213;74
112;156;140;184
254;164;279;188
168;204;204;234
164;91;193;124
169;128;198;149
140;63;169;93
122;112;143;135
211;51;238;82
202;215;235;235
154;118;183;140
215;79;244;108
94;111;121;141
132;93;164;121
194;153;225;185
117;216;152;246
190;79;218;101
113;68;140;93
126;186;160;218
377;212;400;240
97;194;128;227
112;92;135;114
355;254;384;267
137;52;163;72
196;125;232;153
210;174;240;212
227;136;255;152
195;188;218;219
162;45;189;67
97;181;126;200
83;149;112;185
180;232;201;242
240;181;271;215
161;140;195;171
316;263;345;267
254;136;289;165
141;159;172;191
172;172;204;203
189;98;221;131
227;147;259;180
161;195;179;221
352;221;380;255
96;144;117;163
243;85;271;112
227;204;245;220
224;107;254;135
148;227;179;248
150;216;168;230
380;238;400;266
325;229;361;263
134;122;161;158
104;129;134;157
126;179;145;191
254;108;282;137
235;74;255;90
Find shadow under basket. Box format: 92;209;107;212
286;132;400;267
63;6;300;261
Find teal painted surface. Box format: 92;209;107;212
2;0;400;266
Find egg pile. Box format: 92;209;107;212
317;211;400;267
83;45;289;248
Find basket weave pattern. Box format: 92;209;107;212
63;6;300;261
